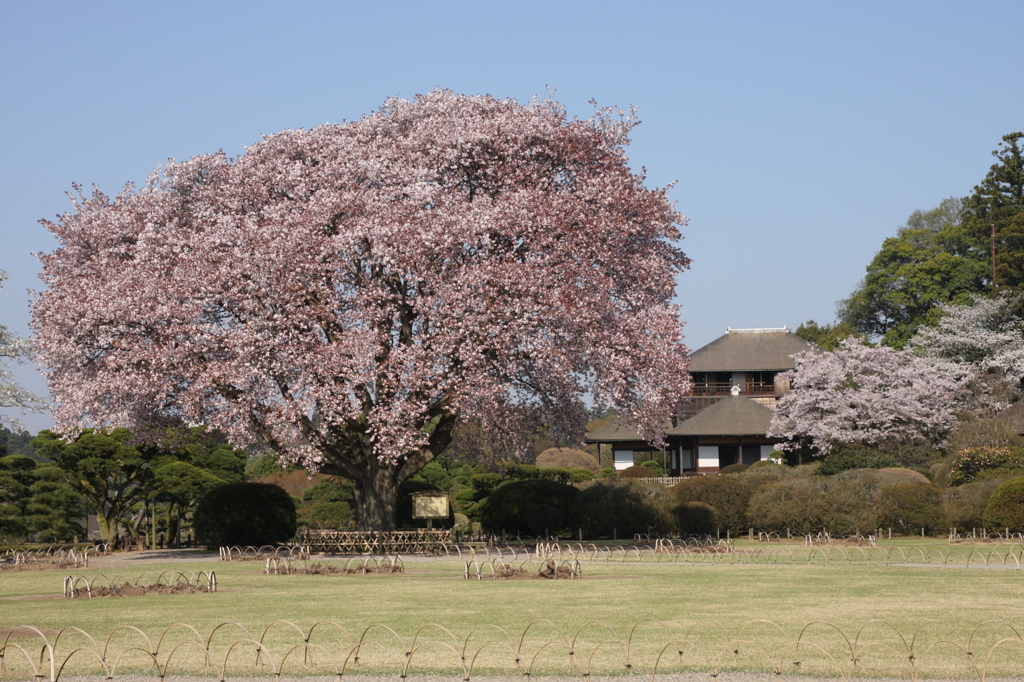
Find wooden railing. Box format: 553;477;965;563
690;382;775;396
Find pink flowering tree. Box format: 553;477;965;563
32;91;691;530
768;338;965;455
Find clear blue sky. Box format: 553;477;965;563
2;0;1022;433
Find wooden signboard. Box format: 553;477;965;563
411;491;449;520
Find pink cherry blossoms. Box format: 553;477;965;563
768;338;965;454
32;91;690;528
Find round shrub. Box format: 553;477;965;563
469;473;503;493
867;468;930;487
816;446;898;476
479;479;579;535
619;465;653;479
574;479;674;538
536;467;596;484
194;482;297;548
673;500;718;535
719;463;749;474
452;512;471;533
672;474;759;531
535;447;600;472
639;460;665;477
983;476;1024;532
875;483;947;535
523;504;563;537
745;477;831;534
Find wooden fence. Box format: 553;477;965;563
297;529;451;554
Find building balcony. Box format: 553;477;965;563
690;382;776;396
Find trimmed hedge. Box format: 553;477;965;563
478;479;579;535
875;483;947;535
194;482;297;548
575;479;674;538
983;476;1024;532
535;448;600;472
673;500;718;535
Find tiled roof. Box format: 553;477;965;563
585;416;671;443
688;327;818;372
667;396;773;436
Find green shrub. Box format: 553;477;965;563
537;467;596;484
946;478;1006;531
639;460;665;477
574;479;674;538
194;482;297;548
502;464;546;480
673;500;718;535
296;478;355;530
875;483;947;535
748;460;777;470
304;501;353;529
302;478;354;504
816;446;898;476
983;476;1024;532
948;447;1024;486
408;461;454;490
867;467;930;487
747;471;883;536
599;467;617;478
536;448;600;472
672;474;760;531
469;473;503;493
479;479;579;535
619;465;653;479
745;477;832;534
718;463;749;474
523;504;563;537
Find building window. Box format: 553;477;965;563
613;450;634;471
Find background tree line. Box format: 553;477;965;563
801;132;1024;350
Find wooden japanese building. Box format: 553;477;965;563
587;327;818;474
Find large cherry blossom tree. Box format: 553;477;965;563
32;91;691;530
768;338;965;455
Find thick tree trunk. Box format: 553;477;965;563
98;514;118;547
316;405;457;532
351;462;401;532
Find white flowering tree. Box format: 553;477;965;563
909;293;1024;409
768;338;965;455
0;272;46;432
31;91;691;531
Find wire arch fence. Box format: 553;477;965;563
3;618;1024;681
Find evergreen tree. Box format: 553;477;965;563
962;133;1024;290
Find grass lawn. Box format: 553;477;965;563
2;541;1024;679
